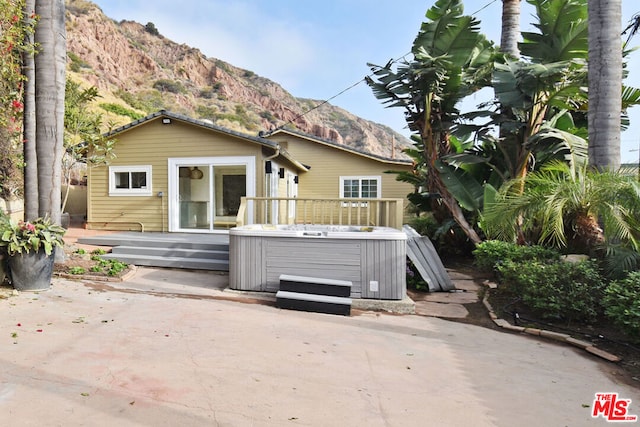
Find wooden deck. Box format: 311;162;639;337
75;230;230;271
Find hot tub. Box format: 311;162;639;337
229;224;407;300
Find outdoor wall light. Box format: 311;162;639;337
278;168;285;179
294;176;298;184
265;161;272;174
190;166;204;180
162;118;172;124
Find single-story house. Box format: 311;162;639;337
85;110;414;233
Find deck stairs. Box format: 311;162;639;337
76;232;230;271
276;274;352;316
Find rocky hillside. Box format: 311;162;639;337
65;0;411;158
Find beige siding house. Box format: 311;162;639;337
266;128;412;204
86;111;413;233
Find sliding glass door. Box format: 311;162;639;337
169;157;255;232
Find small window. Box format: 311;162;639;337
339;176;381;199
109;166;152;196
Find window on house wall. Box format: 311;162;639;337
109;165;152;196
339;176;381;199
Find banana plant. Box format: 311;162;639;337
367;0;496;243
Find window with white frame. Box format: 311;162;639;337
109;165;152;196
339;176;381;199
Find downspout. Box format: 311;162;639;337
263;146;280;225
264;146;280;162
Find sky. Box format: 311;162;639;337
93;0;640;164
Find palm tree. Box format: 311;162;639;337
34;0;66;222
367;0;495;244
501;0;521;58
483;160;640;255
22;0;37;220
623;12;640;44
587;0;622;170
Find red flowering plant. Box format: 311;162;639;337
0;213;65;256
0;0;37;199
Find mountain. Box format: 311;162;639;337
65;0;411;158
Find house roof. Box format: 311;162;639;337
107;110;411;171
107;110;278;148
263;128;412;166
107;110;310;172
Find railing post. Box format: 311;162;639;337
393;198;403;229
236;197;247;227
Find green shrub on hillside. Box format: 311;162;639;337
68;52;91;72
145;22;160;36
196;105;218;120
114;89;166;114
153;79;186;94
99;103;143;120
67;0;94;15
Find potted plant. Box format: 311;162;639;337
0;214;65;291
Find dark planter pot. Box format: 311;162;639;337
8;249;55;291
0;251;6;285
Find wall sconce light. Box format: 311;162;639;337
265;161;272;174
190;166;204;180
294;176;299;184
278;168;285;179
162;118;172;125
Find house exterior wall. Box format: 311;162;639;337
87;119;267;231
271;135;413;207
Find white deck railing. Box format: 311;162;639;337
236;197;404;230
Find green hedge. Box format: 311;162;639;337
473;240;560;272
602;271;640;339
497;259;605;323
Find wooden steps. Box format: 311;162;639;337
77;232;230;271
276;274;352;316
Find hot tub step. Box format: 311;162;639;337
276;290;352;316
279;274;352;297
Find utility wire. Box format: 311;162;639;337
269;52;410;134
471;0;499;17
269;0;499;134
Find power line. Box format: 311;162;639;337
270;0;498;135
268;52;410;134
471;0;499;17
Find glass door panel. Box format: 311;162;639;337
178;165;211;230
213;165;246;229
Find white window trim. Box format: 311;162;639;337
339;175;382;199
109;165;153;196
167;156;256;232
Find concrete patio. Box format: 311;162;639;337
0;267;638;426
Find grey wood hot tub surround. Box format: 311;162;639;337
229;225;407;300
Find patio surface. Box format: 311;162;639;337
0;225;638;425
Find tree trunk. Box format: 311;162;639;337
588;0;622;170
420;119;482;245
22;0;37;221
34;0;66;223
500;0;521;58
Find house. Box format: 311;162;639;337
85;110;414;233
